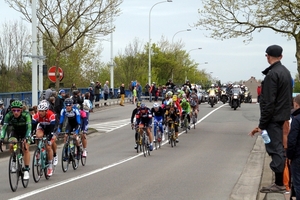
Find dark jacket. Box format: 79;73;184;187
287;108;300;160
54;95;64;115
259;61;292;130
120;86;125;95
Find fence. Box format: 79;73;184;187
0;88;133;107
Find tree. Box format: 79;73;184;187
0;20;31;92
6;0;123;90
196;0;300;75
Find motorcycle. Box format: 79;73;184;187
230;88;241;110
207;89;217;107
243;91;252;103
220;88;228;104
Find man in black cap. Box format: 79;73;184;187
249;44;292;193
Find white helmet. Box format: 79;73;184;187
37;101;49;111
153;103;159;108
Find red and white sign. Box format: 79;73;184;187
48;66;64;83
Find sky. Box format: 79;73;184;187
0;0;297;83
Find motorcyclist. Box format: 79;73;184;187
207;84;218;103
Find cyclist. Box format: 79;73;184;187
151;103;165;142
32;100;56;176
0;100;32;180
189;89;199;119
131;102;141;150
135;104;153;151
164;102;180;142
180;98;191;129
57;98;81;160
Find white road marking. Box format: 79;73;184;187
91;118;130;133
9;105;226;200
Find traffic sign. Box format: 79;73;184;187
48;66;64;83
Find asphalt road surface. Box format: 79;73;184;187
0;102;260;200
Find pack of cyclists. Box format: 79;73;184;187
0;89;92;180
131;80;200;150
0;80;198;183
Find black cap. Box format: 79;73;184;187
265;45;283;57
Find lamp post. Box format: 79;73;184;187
171;29;191;80
194;62;208;83
172;29;191;44
185;48;202;82
148;0;172;86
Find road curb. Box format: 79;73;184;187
229;135;265;200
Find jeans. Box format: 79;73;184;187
291;158;300;199
95;94;100;102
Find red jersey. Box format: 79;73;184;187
32;110;56;125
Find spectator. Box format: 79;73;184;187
48;96;56;112
45;86;53;101
54;89;66;130
88;87;95;111
144;83;150;96
103;81;109;106
133;86;137;104
249;44;292;193
128;81;133;102
137;82;142;102
70;83;77;94
257;84;261;104
150;82;157;102
94;81;101;104
119;83;125;106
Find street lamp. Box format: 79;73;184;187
185;48;202;81
148;0;172;86
172;29;191;44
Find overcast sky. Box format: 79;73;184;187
0;0;297;83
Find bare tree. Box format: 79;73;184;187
6;0;123;89
195;0;300;75
0;20;31;69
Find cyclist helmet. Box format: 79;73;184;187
64;98;73;106
0;100;3;105
153;103;159;108
167;91;173;97
136;101;141;107
38;101;49;111
181;98;187;103
211;84;215;88
140;103;146;110
11;100;23;108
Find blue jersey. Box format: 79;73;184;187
59;107;81;132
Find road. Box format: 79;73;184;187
0;102;260;200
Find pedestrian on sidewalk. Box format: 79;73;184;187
94;81;101;106
103;81;109;106
120;83;125;106
249;44;293;193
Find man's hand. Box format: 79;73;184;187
249;127;262;137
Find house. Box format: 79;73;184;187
244;76;261;98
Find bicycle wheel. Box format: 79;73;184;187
8;153;19;192
72;148;79;170
21;163;29;188
44;155;50;180
170;131;174;148
184;117;188;133
173;134;176;147
32;148;42;183
192;113;196;129
80;145;87;166
61;144;69;172
142;136;147;157
157;131;161;149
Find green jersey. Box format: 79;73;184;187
0;111;32;139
